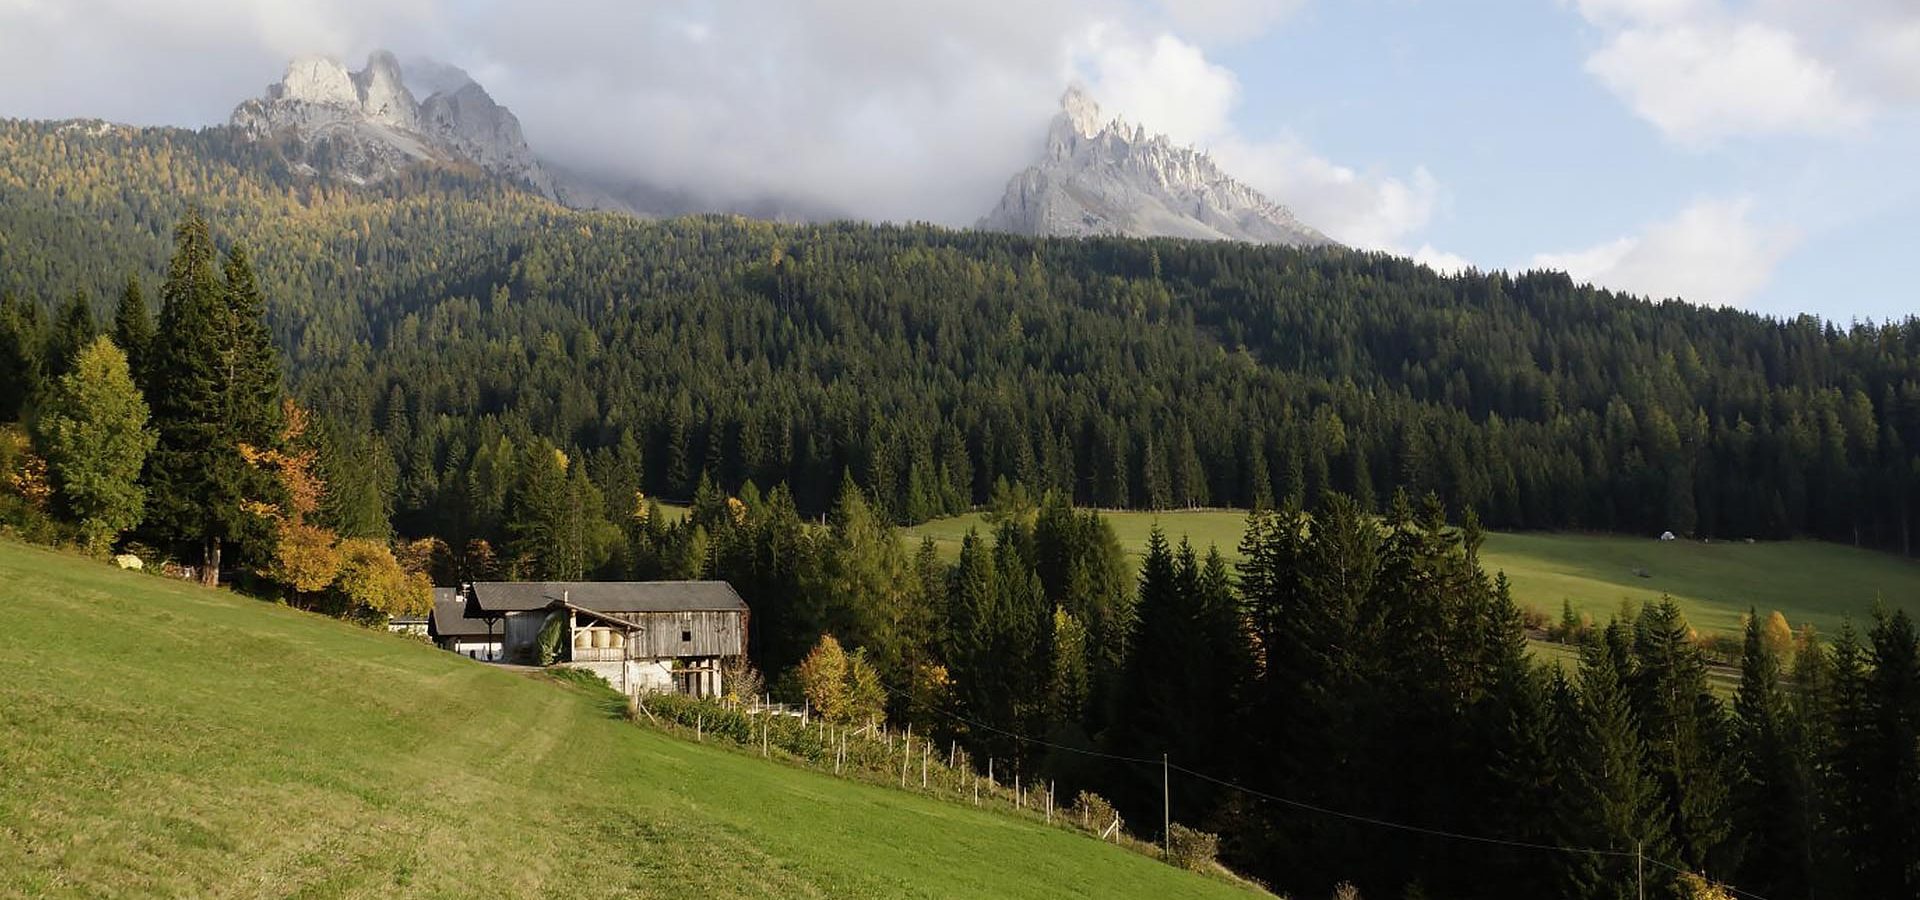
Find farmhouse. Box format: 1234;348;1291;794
428;587;502;661
461;581;748;698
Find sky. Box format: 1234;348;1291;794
0;0;1915;321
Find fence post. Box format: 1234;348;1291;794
696;712;702;742
1046;781;1053;824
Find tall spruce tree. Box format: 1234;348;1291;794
1855;610;1920;895
1556;640;1670;900
112;275;154;393
1731;609;1812;898
1630;599;1734;872
46;289;96;379
0;290;45;421
144;215;283;585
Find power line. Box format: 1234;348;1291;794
874;677;1773;899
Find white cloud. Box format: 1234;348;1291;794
1574;0;1920;143
1150;0;1306;46
1530;197;1797;306
1586;21;1868;144
1575;0;1713;26
1069;27;1443;251
0;0;1439;247
1412;244;1473;276
1073;26;1240;147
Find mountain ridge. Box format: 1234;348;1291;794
229;50;556;198
979;86;1335;247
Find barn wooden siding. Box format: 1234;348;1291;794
596;610;745;658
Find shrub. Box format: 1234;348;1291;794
721;656;764;705
1519;604;1551;632
536;611;565;665
1164;822;1218;871
550;666;614;692
1072;791;1119;834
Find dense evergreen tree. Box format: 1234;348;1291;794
143;214;284;585
46;289;95;379
1556;641;1670;899
0;290;44;421
1732;608;1813;898
111;275;154;391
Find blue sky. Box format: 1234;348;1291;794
1;0;1914;320
1202;0;1920;320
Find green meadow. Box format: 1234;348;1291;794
0;539;1254;899
902;509;1920;638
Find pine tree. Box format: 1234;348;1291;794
31;336;155;554
1853;610;1920;895
1630;599;1734;871
1557;642;1670;899
506;440;583;580
1732;608;1812;897
143;214;283;585
0;290;45;421
46;289;96;379
111;275;153;391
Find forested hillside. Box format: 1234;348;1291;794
7;118;1920;899
6;118;1920;554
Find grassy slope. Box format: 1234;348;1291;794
902;510;1920;637
0;540;1252;899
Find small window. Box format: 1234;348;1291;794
681;630;693;642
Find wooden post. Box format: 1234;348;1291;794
1046;781;1053;824
988;758;994;788
973;774;979;806
922;742;929;788
949;740;957;769
696;713;703;742
762;716;769;757
1015;774;1021;809
1162;753;1170;854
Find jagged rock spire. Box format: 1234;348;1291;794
979;86;1337;247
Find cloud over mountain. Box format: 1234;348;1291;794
0;0;1435;248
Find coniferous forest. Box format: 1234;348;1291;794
3;119;1920;897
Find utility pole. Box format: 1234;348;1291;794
1162;753;1171;854
1635;840;1644;900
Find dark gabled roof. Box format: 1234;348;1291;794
466;581;749;617
429;588;500;640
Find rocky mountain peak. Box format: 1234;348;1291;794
1060;84;1104;140
275;55;357;107
979;86;1335;248
352;50;417;131
231;50;550;196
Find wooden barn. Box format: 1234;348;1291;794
460;581;749;698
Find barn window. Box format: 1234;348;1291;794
681;629;693;642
